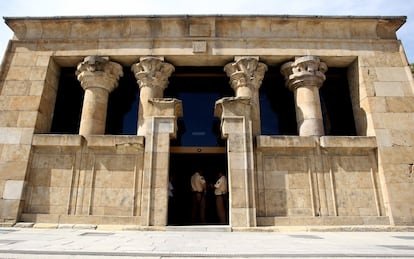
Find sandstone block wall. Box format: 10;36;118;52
22;135;145;225
255;136;387;226
357;51;414;225
0;15;413;227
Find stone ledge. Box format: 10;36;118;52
257;135;377;154
32;134;83;148
31;134;145;153
85;135;144;152
256;136;317;152
320;136;377;153
5;15;405;41
320;136;377;148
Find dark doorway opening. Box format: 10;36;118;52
168;150;228;226
50;67;83;134
259;66;297;135
320;67;357;136
105;68;139;135
164;66;232;147
165;66;230;226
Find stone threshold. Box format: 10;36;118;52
167;225;232;232
2;222;413;232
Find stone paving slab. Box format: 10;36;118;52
0;227;413;258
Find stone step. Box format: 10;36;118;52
257;216;391;226
167;225;231;232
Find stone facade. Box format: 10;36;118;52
0;15;413;228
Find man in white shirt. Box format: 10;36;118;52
214;171;228;224
191;171;206;224
168;175;175;224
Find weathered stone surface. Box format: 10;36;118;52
281;56;327;136
0;14;413;228
3;180;26;200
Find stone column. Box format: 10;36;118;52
131;57;175;136
76;56;123;135
224;56;267;135
214;96;257;227
281;56;327;136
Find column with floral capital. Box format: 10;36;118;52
131;57;175;136
224;56;267;135
281;56;327;136
76;56;123;135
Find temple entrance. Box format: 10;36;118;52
168;147;228;226
165;66;231;226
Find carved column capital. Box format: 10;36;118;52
280;56;327;136
131;57;175;96
131;57;175;136
280;56;327;91
224;56;268;97
76;56;123;93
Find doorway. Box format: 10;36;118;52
168;148;228;226
165;66;231;226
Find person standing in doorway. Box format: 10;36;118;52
191;171;206;224
168;175;175;224
214;171;228;224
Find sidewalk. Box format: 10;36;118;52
0;225;413;258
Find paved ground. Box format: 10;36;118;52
0;225;413;258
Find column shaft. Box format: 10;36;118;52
79;87;109;135
281;56;327;136
294;85;324;136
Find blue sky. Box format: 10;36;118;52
0;0;413;62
